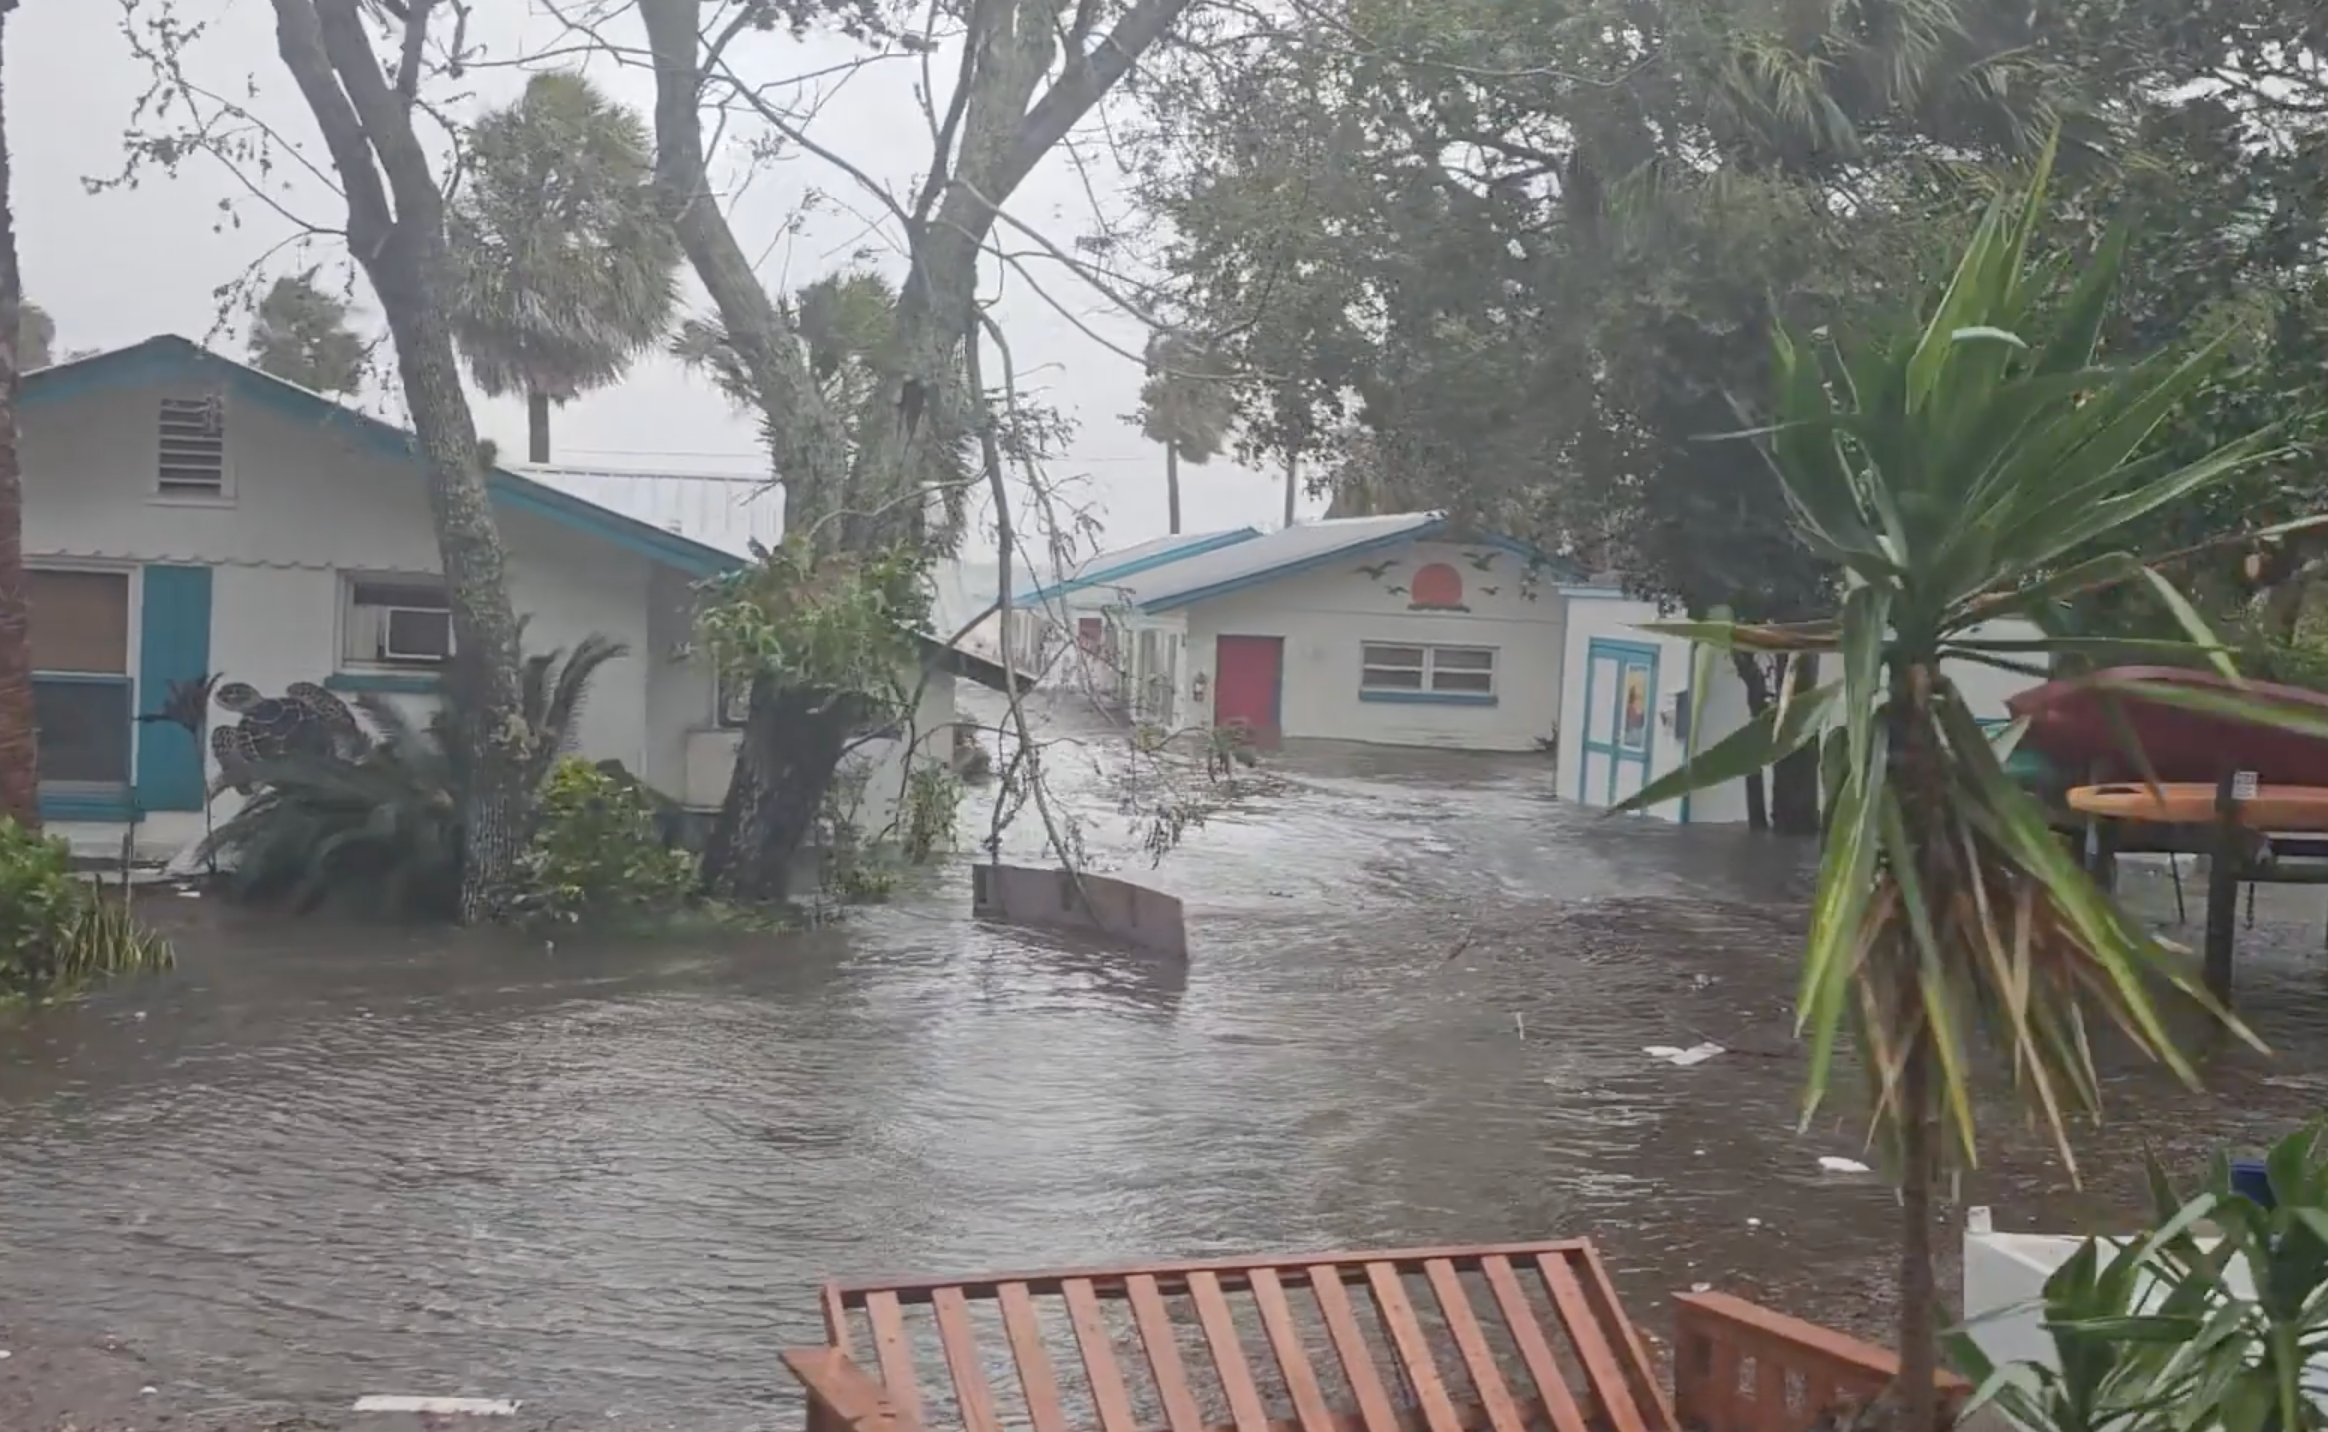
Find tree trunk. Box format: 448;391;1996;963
1771;654;1822;835
0;7;32;832
1896;1027;1941;1432
1284;452;1299;528
702;676;856;900
1166;445;1182;535
1732;652;1771;831
526;390;551;464
367;229;530;922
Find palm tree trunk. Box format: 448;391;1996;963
1896;1027;1941;1432
0;10;35;834
1166;444;1182;535
526;390;551;464
1284;452;1298;528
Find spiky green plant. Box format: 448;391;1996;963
201;633;630;920
1621;143;2317;1429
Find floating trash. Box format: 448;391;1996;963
1643;1042;1724;1067
352;1395;521;1416
1818;1156;1873;1174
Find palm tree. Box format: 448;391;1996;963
1622;149;2308;1431
447;72;680;464
1137;331;1237;534
248;270;365;395
0;2;33;832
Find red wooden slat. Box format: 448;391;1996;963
998;1282;1070;1432
831;1242;1593;1305
865;1290;926;1429
1364;1262;1464;1432
1189;1270;1274;1432
823;1282;854;1355
1577;1244;1677;1430
1422;1259;1526;1432
1309;1263;1403;1432
1127;1273;1208;1432
1756;1353;1789;1432
1535;1252;1649;1432
1479;1255;1592;1432
1249;1268;1338;1432
1063;1278;1142;1432
931;1286;1004;1432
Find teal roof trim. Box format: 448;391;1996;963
1138;517;1579;614
26;336;740;578
1025;527;1263;603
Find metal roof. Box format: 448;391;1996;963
1027;526;1261;603
506;464;782;561
1129;513;1579;612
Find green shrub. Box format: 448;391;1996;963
901;764;961;862
509;759;701;926
201;632;627;921
202;697;465;919
0;820;172;1004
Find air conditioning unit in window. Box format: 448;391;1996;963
381;606;453;662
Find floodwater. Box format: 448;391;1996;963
4;693;2328;1430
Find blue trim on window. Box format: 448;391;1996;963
1027;528;1263;602
1359;689;1499;706
30;670;132;686
1579;638;1660;813
26;337;737;578
39;789;137;822
1140;517;1581;614
326;671;442;695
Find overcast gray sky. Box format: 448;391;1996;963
16;0;1315;557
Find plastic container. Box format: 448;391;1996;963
2231;1157;2276;1209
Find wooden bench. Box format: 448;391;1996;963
781;1239;1956;1432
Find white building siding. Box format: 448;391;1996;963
1556;594;2041;824
22;379;684;840
1177;540;1567;752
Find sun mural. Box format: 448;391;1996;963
1408;562;1466;611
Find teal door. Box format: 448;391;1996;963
1578;638;1658;806
135;564;213;811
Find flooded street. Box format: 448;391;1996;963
5;696;2328;1430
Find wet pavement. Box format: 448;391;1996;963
4;692;2327;1430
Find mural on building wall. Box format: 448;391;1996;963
208;680;366;795
1353;544;1555;608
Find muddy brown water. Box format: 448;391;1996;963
5;699;2328;1430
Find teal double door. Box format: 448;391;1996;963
1577;638;1657;807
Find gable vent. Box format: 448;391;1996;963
158;395;227;495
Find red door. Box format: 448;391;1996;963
1212;635;1284;746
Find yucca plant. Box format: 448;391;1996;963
1620;143;2317;1429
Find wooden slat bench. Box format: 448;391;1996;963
781;1245;1964;1432
783;1241;1676;1432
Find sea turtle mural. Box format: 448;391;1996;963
207;680;367;796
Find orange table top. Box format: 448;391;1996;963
2068;782;2328;831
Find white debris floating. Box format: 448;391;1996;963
1643;1042;1724;1067
1818;1155;1873;1174
351;1395;521;1416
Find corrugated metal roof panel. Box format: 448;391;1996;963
509;464;781;560
1132;512;1445;610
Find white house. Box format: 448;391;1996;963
1064;512;1577;750
19;335;996;860
1556;585;2043;823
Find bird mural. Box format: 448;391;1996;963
1481;585;1501;596
1354;559;1401;580
1386;584;1409;597
1461;550;1500;571
208;680;367;795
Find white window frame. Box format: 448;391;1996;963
1359;641;1499;698
340;572;453;670
153;393;234;504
